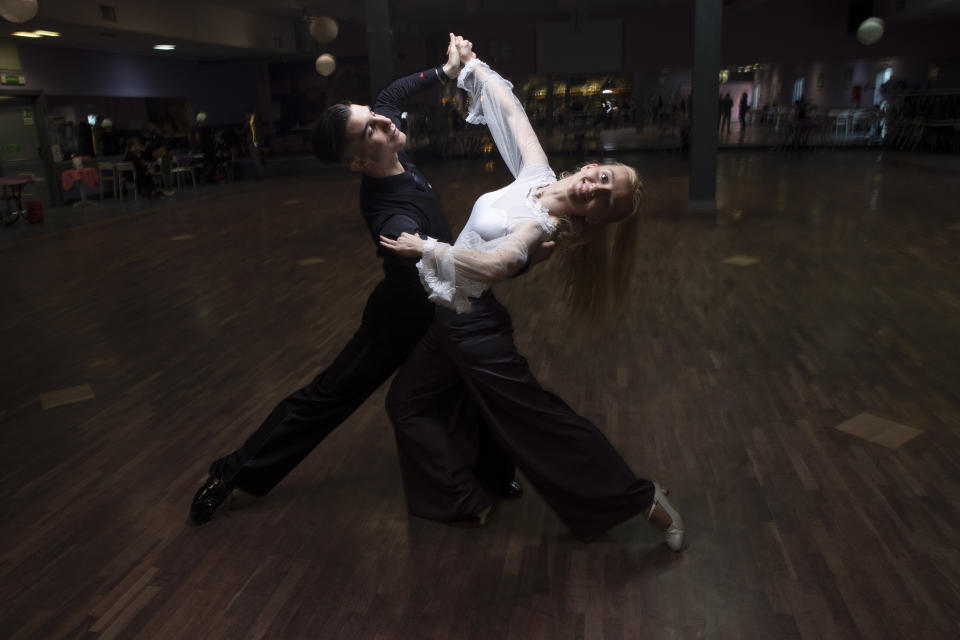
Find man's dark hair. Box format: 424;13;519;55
311;101;352;163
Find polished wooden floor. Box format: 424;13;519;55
1;150;959;639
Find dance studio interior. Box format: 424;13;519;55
2;0;959;637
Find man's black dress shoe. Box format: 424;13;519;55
189;461;233;525
490;479;523;500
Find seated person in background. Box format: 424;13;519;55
123;137;159;198
142;123;174;196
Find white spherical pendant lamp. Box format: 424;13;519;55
856;17;885;46
0;0;38;23
310;16;339;44
315;53;336;77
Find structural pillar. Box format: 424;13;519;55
689;0;722;213
365;0;395;103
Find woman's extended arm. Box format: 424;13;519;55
380;220;545;286
455;45;548;178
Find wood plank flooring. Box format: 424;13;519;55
1;150;959;639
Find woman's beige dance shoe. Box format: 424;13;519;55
646;483;686;552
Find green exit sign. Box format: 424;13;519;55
1;74;25;85
6;143;21;154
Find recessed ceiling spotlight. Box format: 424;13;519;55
11;31;42;38
153;44;176;50
34;30;61;37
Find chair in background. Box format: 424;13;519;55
97;162;118;200
833;110;851;141
114;161;137;201
171;156;197;193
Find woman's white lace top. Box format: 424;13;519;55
417;59;557;313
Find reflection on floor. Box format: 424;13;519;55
1;149;959;639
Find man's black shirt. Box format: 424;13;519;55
359;67;454;284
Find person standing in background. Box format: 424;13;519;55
195;112;217;184
244;111;265;180
738;92;750;131
720;93;733;135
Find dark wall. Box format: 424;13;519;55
17;43;262;126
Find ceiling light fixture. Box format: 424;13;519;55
0;0;38;24
309;16;338;44
856;17;885;45
11;31;41;38
153;44;176;51
33;30;61;37
314;53;336;76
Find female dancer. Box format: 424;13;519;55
380;41;685;550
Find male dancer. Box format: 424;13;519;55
189;34;519;526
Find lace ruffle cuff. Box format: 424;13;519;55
416;238;456;306
457;59;515;91
457;59;517;127
457;58;486;90
459;59;488;126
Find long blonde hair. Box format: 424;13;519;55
550;163;644;322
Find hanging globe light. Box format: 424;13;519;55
315;53;336;76
0;0;38;23
310;17;338;44
856;17;885;46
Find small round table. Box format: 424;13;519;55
0;176;41;226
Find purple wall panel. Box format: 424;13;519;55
17;43;261;125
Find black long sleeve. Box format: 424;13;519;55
361;66;456;280
374;67;449;126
